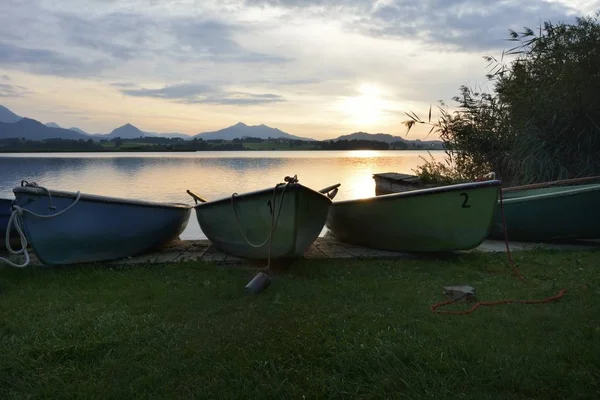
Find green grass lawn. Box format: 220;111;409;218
1;250;599;399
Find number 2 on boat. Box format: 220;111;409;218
460;192;471;208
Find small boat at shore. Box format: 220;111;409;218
326;180;502;252
373;172;497;195
1;197;17;250
489;177;600;241
373;172;436;195
187;176;339;260
5;181;192;265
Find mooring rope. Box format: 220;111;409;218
0;182;82;268
431;179;567;315
231;175;298;270
20;180;56;210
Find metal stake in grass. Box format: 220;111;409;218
244;271;272;294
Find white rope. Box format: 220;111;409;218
231;182;288;248
0;187;82;268
231;176;297;270
1;209;30;268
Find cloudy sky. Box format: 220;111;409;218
0;0;597;139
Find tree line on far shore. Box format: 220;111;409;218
0;136;435;152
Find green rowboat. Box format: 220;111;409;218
188;176;338;260
488;182;600;241
325;180;502;252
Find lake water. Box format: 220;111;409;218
0;150;444;240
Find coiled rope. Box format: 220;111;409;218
1;182;81;268
231;175;298;270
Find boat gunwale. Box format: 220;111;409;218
193;182;331;209
499;183;600;204
13;187;193;210
332;179;503;206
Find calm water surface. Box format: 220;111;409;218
0;150;444;239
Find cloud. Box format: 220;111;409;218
0;83;31;97
122;83;214;99
189;92;285;105
0;42;107;77
0;5;290;80
167;19;290;63
56;12;164;62
1;74;10;81
245;0;367;8
245;0;579;51
109;82;138;88
364;0;579;51
121;83;285;105
249;78;323;86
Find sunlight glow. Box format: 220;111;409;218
349;150;380;158
348;170;377;200
337;83;386;126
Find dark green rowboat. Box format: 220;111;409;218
488;182;600;241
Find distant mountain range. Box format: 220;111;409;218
43;121;191;140
194;122;314;141
1;118;90;141
0;104;444;148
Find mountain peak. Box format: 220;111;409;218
0;104;23;123
45;122;61;129
69;127;89;135
234;122;247;127
115;123;140;130
107;122;144;138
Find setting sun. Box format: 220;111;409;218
337;83;387;126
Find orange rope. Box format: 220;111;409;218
431;289;567;315
431;184;568;315
499;188;527;283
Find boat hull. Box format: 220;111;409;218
488;183;600;241
194;183;331;259
0;197;18;250
326;180;502;252
12;186;192;265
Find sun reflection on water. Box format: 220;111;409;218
0;150;444;239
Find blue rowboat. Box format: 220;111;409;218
10;182;192;265
0;197;16;250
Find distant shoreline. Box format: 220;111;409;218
0;137;445;153
0;148;447;154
